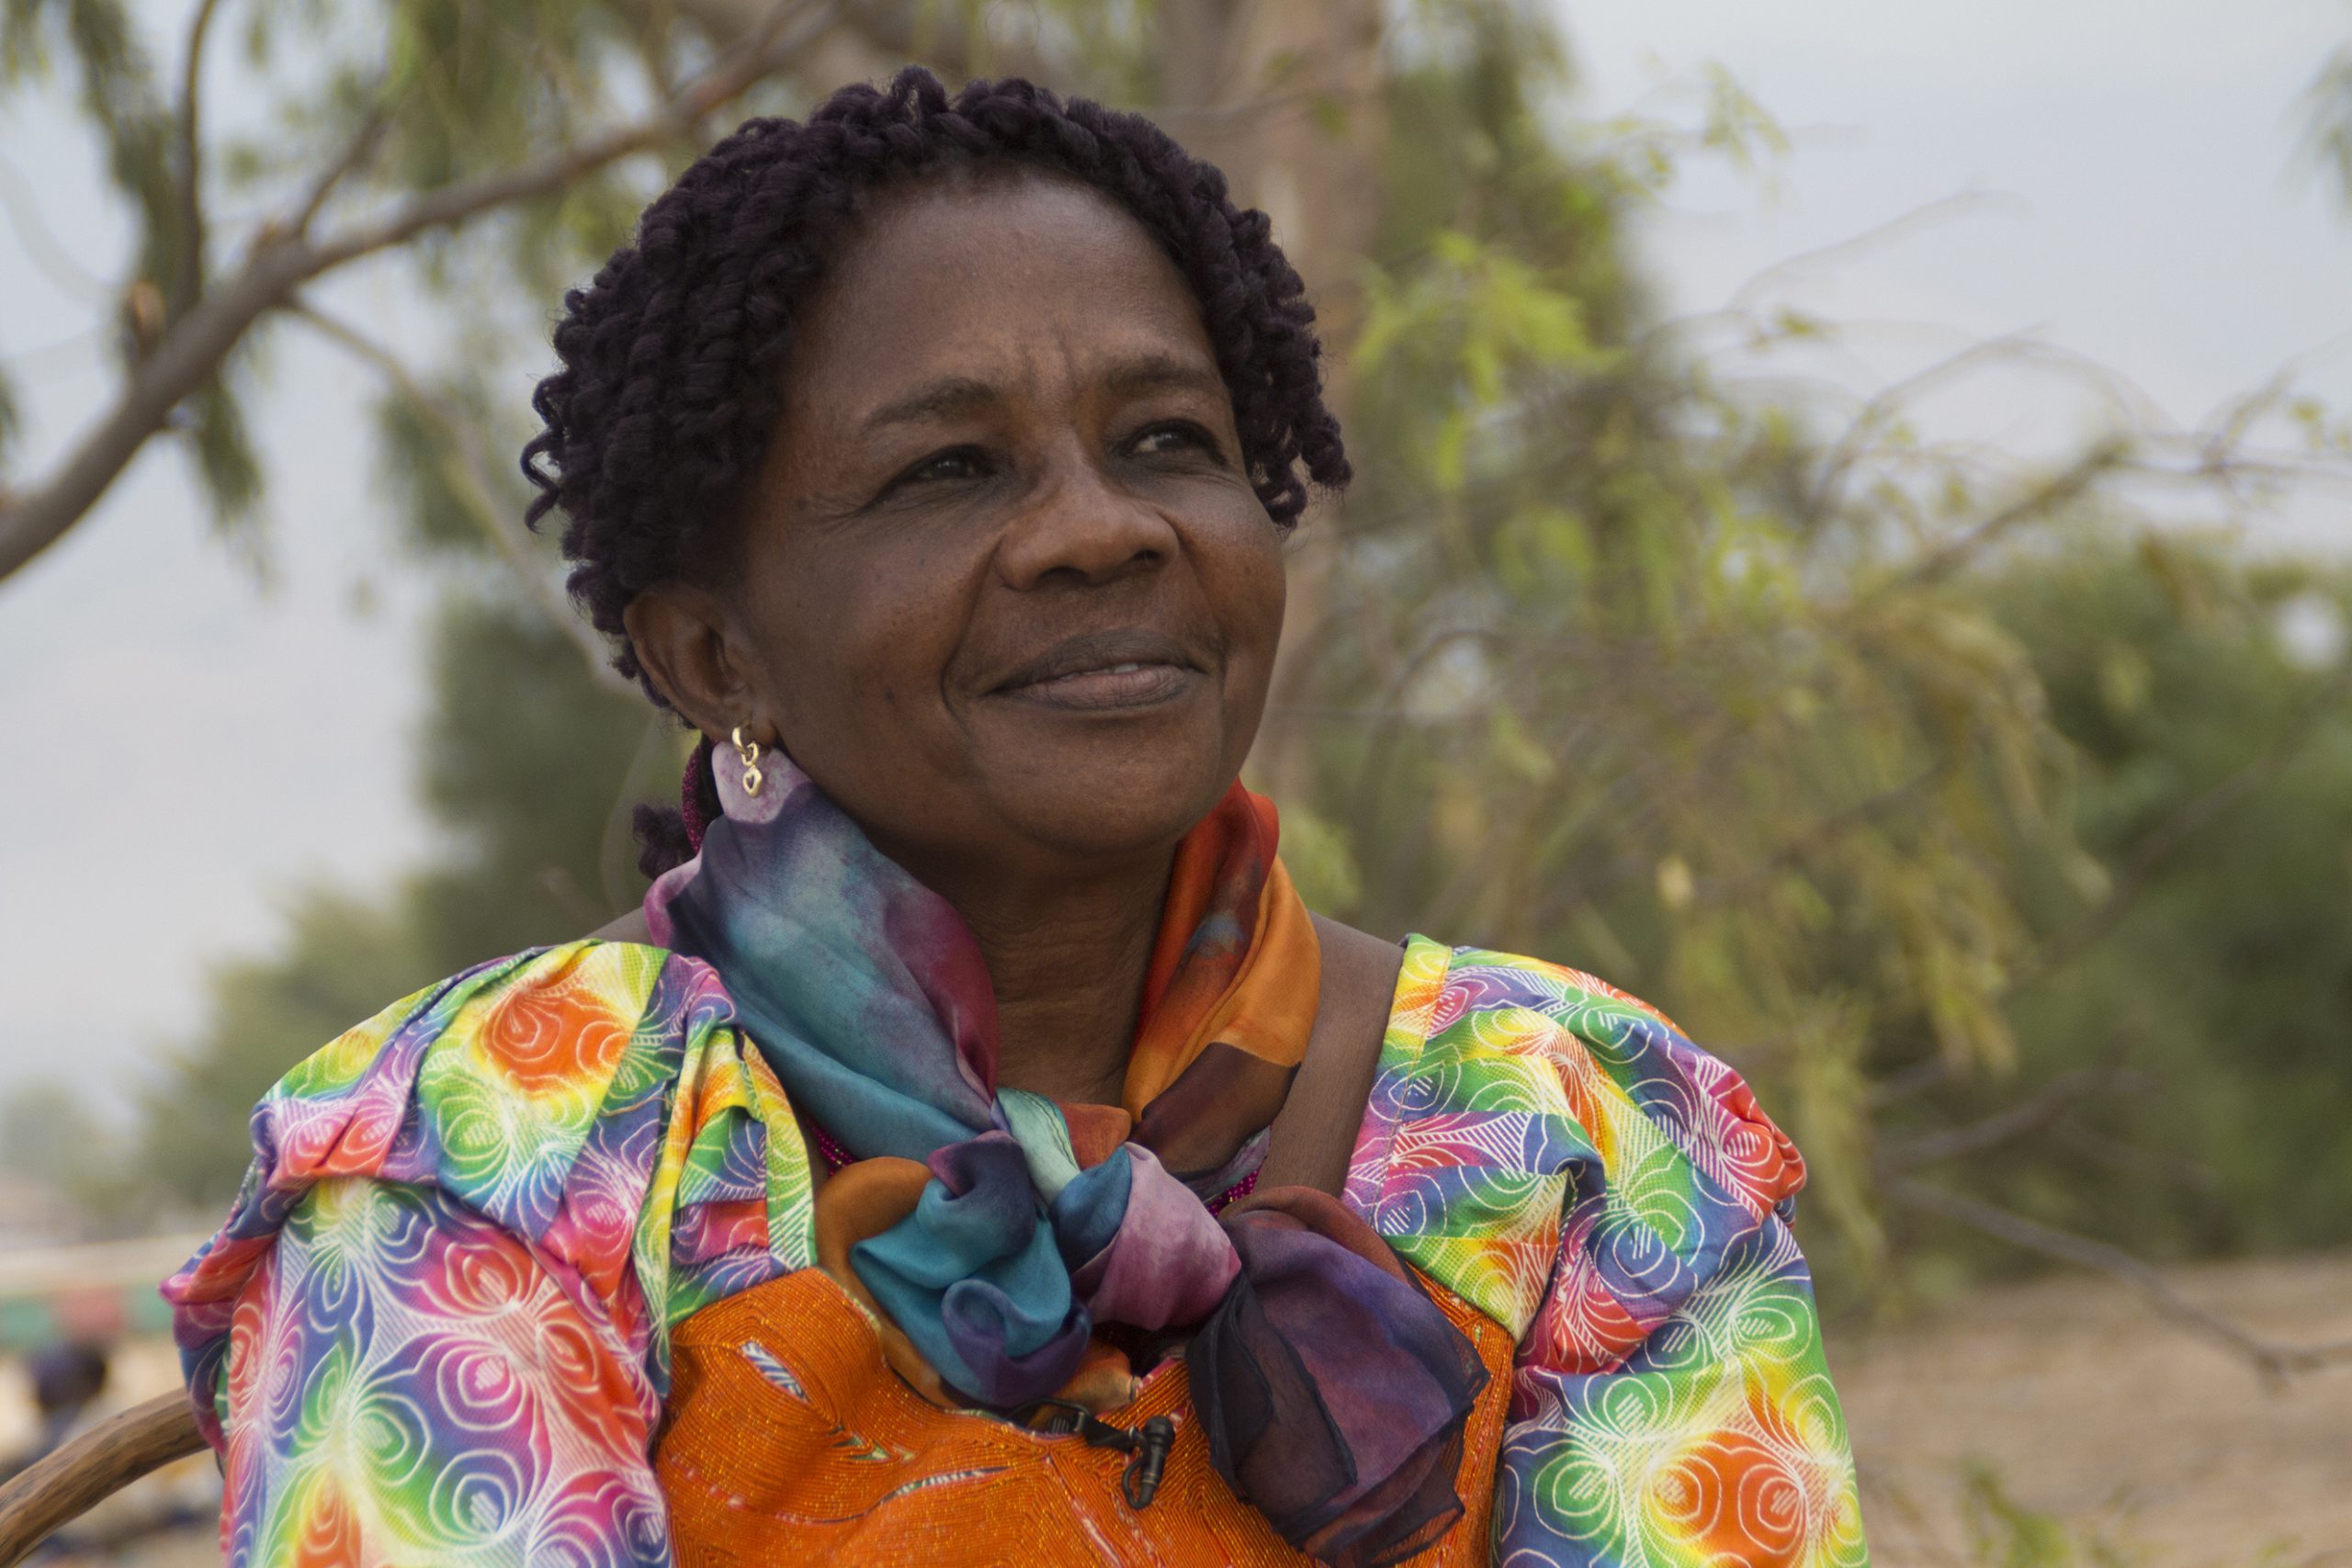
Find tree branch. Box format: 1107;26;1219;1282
1889;1179;2352;1385
1706;763;1950;910
0;0;837;584
288;303;638;700
288;98;392;241
1866;1055;1957;1109
301;0;832;274
1858;436;2130;603
1724;188;2024;315
170;0;225;315
1873;1066;2123;1171
825;0;981;76
0;239;315;581
2029;660;2352;984
1864;658;2349;1108
671;0;1068;99
2299;44;2352;210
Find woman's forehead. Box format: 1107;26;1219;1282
783;172;1219;415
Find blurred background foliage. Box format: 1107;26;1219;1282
3;0;2349;1341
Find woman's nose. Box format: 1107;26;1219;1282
995;450;1178;589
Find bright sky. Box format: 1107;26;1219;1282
2;0;2348;1120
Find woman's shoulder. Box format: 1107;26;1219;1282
262;937;726;1141
1265;920;1736;1196
1354;931;1787;1213
175;933;812;1307
1385;932;1685;1036
1365;931;1803;1195
1375;934;1762;1123
165;933;817;1440
1340;929;1808;1333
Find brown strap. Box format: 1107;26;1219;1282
1259;915;1406;1195
0;1392;206;1567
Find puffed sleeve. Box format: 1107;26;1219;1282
1343;940;1868;1568
160;940;815;1566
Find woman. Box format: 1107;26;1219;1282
165;68;1866;1568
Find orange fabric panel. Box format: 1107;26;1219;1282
655;1268;1514;1567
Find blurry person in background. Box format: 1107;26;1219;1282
2;1341;107;1482
158;68;1867;1568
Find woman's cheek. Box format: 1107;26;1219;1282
1222;520;1288;659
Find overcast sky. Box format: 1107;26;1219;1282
2;0;2348;1121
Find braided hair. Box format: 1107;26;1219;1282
522;66;1351;874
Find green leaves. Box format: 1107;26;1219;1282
187;372;263;529
1357;229;1611;495
26;0;2333;1301
2301;43;2352;209
1292;14;2120;1283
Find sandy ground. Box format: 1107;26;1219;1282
1832;1252;2352;1568
6;1253;2347;1564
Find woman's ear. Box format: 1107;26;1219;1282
623;584;760;741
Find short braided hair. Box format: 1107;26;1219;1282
522;65;1351;701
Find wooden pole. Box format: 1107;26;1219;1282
0;1393;206;1567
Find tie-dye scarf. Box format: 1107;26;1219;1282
644;750;1486;1565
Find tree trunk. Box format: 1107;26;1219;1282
1154;0;1386;806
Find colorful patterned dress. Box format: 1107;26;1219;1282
164;934;1867;1567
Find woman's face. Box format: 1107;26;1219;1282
635;168;1286;892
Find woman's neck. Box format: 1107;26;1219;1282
931;852;1174;1108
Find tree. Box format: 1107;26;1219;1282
1893;546;2352;1268
2305;40;2352;209
0;0;1396;581
31;1;2352;1382
0;0;864;579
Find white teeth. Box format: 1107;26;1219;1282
1029;660;1165;686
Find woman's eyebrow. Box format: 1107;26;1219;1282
860;376;1000;434
1102;355;1227;401
858;355;1225;436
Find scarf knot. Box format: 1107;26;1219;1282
648;750;1485;1566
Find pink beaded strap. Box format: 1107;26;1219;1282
1207;1168;1258;1213
807;1120;854;1175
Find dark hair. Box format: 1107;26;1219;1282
522;66;1351;874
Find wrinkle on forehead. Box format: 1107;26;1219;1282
857;353;1229;439
777;168;1218;434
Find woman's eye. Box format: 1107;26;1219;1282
1129;423;1220;460
888;447;991;491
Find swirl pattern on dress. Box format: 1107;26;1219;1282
164;942;815;1566
1346;938;1865;1568
165;934;1860;1566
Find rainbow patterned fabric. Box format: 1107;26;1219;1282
164;934;1865;1567
1352;939;1866;1567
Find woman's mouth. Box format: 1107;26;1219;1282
992;632;1202;711
1006;660;1195;709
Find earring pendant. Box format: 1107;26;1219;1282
731;725;764;798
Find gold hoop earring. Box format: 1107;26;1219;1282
730;725;764;798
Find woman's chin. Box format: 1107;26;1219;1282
968;702;1246;833
991;770;1237;865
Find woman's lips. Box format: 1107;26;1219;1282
990;629;1202;711
1000;660;1196;710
